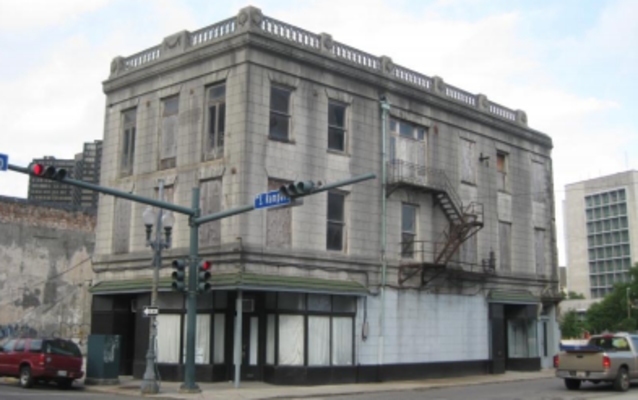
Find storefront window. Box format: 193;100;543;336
157;314;181;363
278;315;304;365
266;314;276;365
213;313;225;364
183;314;210;364
308;316;330;365
332;317;353;365
507;319;538;358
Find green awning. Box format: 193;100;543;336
488;290;539;305
90;272;368;296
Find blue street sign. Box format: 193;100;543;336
0;153;7;172
254;190;291;210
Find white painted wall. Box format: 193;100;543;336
356;288;489;365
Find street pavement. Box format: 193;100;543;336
2;369;637;400
76;369;560;399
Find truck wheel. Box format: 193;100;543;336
613;367;630;392
19;366;34;388
564;379;581;390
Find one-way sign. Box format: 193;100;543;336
143;306;159;317
254;190;291;210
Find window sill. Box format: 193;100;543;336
327;149;349;157
268;136;295;145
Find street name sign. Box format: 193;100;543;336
0;154;7;172
254;190;291;210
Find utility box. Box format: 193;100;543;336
85;334;121;385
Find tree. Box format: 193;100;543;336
560;310;585;339
566;291;586;300
586;265;638;334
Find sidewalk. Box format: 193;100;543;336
81;369;556;400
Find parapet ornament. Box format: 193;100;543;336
110;56;126;77
516;109;528;126
237;6;263;29
433;76;445;94
381;56;394;74
321;33;333;50
477;94;490;111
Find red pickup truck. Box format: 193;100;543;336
0;338;84;389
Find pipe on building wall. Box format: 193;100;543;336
378;96;390;367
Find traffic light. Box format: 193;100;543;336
171;259;187;292
279;180;315;198
197;260;212;292
28;163;68;180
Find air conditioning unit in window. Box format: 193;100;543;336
242;298;255;313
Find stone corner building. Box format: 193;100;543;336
92;6;561;384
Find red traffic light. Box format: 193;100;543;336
30;163;45;176
201;260;212;271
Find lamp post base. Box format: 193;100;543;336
179;383;202;393
140;353;159;394
140;379;159;394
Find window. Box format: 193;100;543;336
499;222;512;272
205;83;225;160
535;229;546;274
532;161;546;202
327;191;346;251
29;339;43;353
14;340;25;352
389;118;427;178
199;179;222;248
461;138;476;184
44;340;81;357
112;197;132;254
496;151;508;192
157;314;181;363
121;109;137;176
328;101;346;152
278;315;304;365
160;96;179;170
401;204;417;258
269;86;291;141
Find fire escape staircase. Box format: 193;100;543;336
387;160;484;285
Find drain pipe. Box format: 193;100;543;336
378;96;390;373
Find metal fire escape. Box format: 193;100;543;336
386;160;485;285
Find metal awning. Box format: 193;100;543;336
488;290;539;305
89;272;369;296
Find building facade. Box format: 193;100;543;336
564;170;638;300
28;140;103;210
91;7;560;384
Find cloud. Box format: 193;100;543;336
0;0;113;32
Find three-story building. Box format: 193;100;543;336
89;6;560;384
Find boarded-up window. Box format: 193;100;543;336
153;185;175;230
497;151;508;192
499;222;511;272
390;118;427;178
199;179;222;248
113;198;132;254
532;161;546;203
160;96;179;170
535;228;546;274
461;138;476;184
266;179;291;248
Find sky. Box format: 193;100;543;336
0;0;636;266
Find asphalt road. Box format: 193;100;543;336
321;378;638;400
0;381;153;400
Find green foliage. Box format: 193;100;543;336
585;266;638;334
566;291;586;300
560;310;585;339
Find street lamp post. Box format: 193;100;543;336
140;180;175;395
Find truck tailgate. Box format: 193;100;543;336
560;351;605;372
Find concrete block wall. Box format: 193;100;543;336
356;288;488;365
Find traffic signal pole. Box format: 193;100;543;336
7;161;375;392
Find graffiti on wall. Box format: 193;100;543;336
0;322;90;344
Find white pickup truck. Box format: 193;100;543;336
555;333;638;392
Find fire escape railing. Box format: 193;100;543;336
387;160;485;285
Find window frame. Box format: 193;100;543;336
496;151;508;192
160;95;179;170
327;100;347;153
120;108;137;177
204;83;226;160
327;191;347;252
401;203;417;259
269;86;292;142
